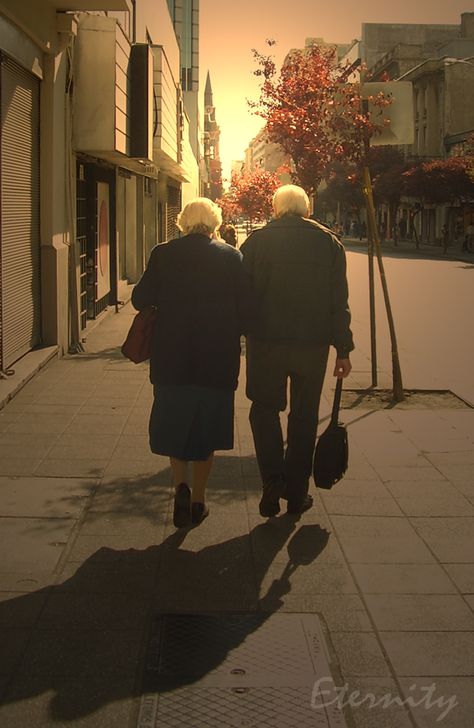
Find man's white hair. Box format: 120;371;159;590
273;184;310;218
177;197;222;235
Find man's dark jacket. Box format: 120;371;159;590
131;233;252;390
240;215;354;357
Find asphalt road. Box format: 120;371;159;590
345;248;474;404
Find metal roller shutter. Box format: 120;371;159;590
0;54;41;371
166;185;181;240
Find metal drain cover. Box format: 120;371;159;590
138;612;351;728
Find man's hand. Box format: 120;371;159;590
334;357;352;378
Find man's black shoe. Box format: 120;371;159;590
287;494;313;515
259;478;286;518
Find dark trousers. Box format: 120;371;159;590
246;339;329;505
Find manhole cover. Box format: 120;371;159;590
138;612;351;728
340;388;472;410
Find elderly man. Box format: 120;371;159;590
241;184;354;517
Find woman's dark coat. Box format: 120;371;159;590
131;233;253;390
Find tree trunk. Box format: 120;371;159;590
363;167;404;402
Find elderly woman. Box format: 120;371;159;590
132;198;252;528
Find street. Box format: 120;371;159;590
344;248;474;404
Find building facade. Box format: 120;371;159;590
0;0;199;380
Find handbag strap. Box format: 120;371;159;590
330;378;343;426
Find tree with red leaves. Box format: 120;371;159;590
250;42;391;194
217;169;280;226
402;156;474;205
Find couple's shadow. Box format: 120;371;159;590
0;517;330;722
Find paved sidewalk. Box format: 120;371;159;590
0;303;473;727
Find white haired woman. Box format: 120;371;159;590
132;198;252;528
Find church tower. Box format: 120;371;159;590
203;72;223;200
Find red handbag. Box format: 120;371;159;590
121;306;158;363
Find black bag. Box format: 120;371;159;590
313;378;348;489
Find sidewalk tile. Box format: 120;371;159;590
379;632;474;675
66;534;163;564
0;591;49;628
0;629;32;674
0;673;137;727
35;460;108;478
162;514;250;550
330;632;391;677
0;518;76;572
463;595;474;611
37;592;151;630
434;463;474;483
320;495;403;517
103;458;166;477
384;480;455;499
443;564;474;593
410;517;474;562
64;415;127;435
56;561;158;595
329;483;394;502
365;594;474;630
351;564;456;595
16;629;143;676
372;465;446;482
276;594;372;631
425;451;474;466
398;677;474;728
258;561;358;595
78;512;167;536
0;477;91;518
331;516;435;563
342;677;413;728
89;478;171;515
395;494;474;517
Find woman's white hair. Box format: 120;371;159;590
273;184;310;218
176;197;222;235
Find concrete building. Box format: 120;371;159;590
0;0;199;378
396;54;474;243
337;13;474;245
243;128;291;184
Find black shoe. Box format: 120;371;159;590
259;478;286;518
191;502;209;525
287;494;314;515
173;483;191;528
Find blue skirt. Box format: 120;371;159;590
149;385;234;461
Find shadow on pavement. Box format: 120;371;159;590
0;518;330;722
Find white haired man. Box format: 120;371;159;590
240;184;354;517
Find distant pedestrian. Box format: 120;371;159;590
399;218;407;240
467;221;474;253
359;220;367;240
241;185;354;518
441;224;449;255
132;198;252;528
219;223;238;247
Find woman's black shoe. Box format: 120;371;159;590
173;483;191;528
191;502;209;525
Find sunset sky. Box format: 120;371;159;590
199;0;471;181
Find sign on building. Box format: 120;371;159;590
361;81;414;146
